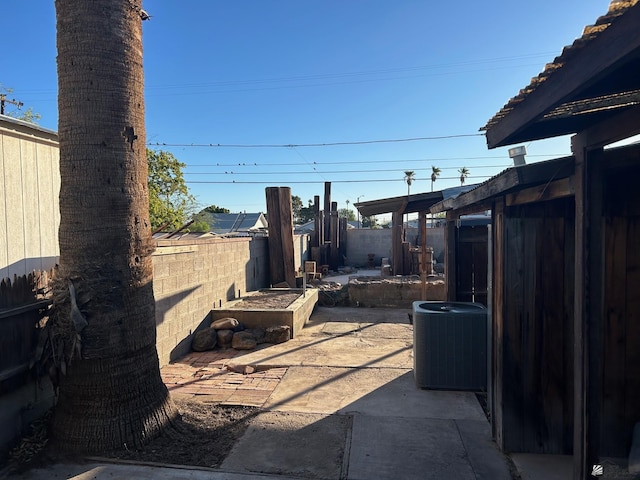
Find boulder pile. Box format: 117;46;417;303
191;317;291;352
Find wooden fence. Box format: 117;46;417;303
0;271;52;391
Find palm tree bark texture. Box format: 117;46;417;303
53;0;177;451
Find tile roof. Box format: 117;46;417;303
482;0;640;139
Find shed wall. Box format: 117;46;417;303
498;198;575;454
0;119;60;279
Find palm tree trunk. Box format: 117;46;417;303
53;0;176;452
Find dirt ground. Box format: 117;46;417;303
6;398;259;474
102;397;259;468
231;291;301;309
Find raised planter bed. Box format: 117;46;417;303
209;288;318;338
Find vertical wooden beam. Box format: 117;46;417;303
339;217;347;265
572;137;604;480
313;195;321;247
492;198;505;449
265;187;296;287
445;211;457;301
392;211;403;275
330;203;339;270
324;182;331;243
420;211;427;300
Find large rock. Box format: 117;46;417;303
217;329;234;349
232;331;257;350
211;317;239;330
191;328;218;351
244;327;266;344
264;325;291;344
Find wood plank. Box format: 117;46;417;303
491;198;505;448
265;187;296;287
445;211;457;301
329;210;339;270
323;182;331;243
539;213;570;453
562;202;576;455
624;215;640;449
502;213;525;452
602;216;627;456
521;215;540;453
391;203;406;275
313;195;321;247
505;177;574;206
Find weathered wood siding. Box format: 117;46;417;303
456;225;489;306
498;198;575;454
0;117;60;279
600;166;640;457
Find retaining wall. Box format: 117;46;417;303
348;277;446;308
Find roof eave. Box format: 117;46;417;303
484;2;640;149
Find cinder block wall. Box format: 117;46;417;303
152;234;310;366
152;236;269;366
345;227;444;267
348;279;446;308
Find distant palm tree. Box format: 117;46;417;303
404;170;416;196
430;166;441;192
459;167;470;185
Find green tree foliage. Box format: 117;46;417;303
291;195;303;222
190;220;211;232
458;167;470;185
147;149;197;231
202;205;230;214
339;208;356;221
362;216;379;228
294;198;315;224
403;170;416;195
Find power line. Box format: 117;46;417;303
147;133;484;149
185;165;512;176
188;154;563;168
186;175;490;185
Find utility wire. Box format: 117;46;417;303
186;175;490;185
188;154;563;168
147;133;483;149
185;165;512;175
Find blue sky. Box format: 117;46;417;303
3;1;609;221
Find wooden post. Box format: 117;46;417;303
445;210;457;301
324;182;331;243
265;187;296;287
313;195;322;247
339;217;347;266
392;211;403;275
491;198;505;449
420;211;427;300
572;138;604;480
330;204;339;270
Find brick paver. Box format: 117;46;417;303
161;350;287;407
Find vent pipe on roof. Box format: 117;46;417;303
508;145;527;166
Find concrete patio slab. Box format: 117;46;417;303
511;453;573;480
221;411;351;480
16;461;308;480
229;333;413;369
264;366;486;421
347;416;475;480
